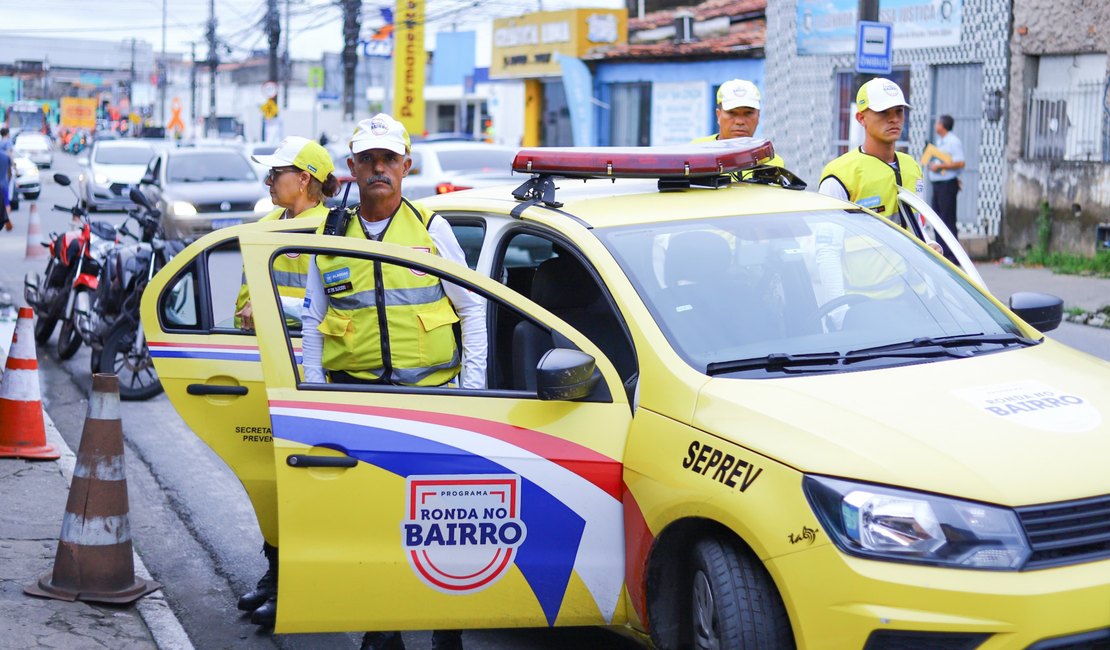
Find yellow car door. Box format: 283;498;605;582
141;217;321;547
238;231;633;635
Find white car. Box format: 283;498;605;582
13;132;53;168
404;141;519;199
13;153;41;204
78;140;158;211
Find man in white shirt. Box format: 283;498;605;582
927;114;966;263
300;113;486;392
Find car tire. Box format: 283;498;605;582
689;536;793;650
100;319;163;401
10;194;18;211
25;191;39;200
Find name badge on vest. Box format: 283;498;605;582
858;195;884;212
410;247;430;276
325;281;353;295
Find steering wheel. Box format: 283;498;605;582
815;293;874;321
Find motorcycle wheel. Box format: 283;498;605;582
56;288;92;360
34;313;57;345
100;320;163;401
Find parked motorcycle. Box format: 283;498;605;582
92;187;184;400
24;173;117;360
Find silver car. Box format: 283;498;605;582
78;140;157;211
138;147;273;239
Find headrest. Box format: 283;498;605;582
531;255;600;310
664;231;731;287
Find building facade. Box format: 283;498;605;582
1004;0;1110;256
764;0;1012;243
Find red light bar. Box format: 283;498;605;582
511;138;775;179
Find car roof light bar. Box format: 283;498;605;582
511;138;775;179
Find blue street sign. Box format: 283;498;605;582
317;91;340;102
855;21;893;74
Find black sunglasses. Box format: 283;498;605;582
266;166;301;182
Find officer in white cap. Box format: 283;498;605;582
693;78;784;168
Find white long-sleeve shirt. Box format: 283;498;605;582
300;212;487;388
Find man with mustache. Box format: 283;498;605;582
692;78;784;172
300;114;483;650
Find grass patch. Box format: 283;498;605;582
1065;306;1087;317
1020;249;1110;277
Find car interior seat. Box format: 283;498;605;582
511;254;633;392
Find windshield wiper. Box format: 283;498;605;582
707;352;844;376
845;333;1039;363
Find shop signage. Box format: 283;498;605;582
797;0;962;55
491;8;627;79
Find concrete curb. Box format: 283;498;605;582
42;410;195;650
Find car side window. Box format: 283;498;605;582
446;219;484;270
282;246;614;401
158;262;200;329
490;231;637;394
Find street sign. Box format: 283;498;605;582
316;91;340;102
855;21;893;75
261;98;279;119
308;66;325;90
361;36;393;58
261;81;279;99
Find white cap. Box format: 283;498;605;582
856;78;911;113
716;79;761;111
349;113;410;155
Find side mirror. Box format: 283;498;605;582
129;186;153;210
536;348;600;401
140;173;157;186
53;173;71;187
1010;291;1064;333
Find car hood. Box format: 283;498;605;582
692;341;1110;506
161;180;267;203
90;163;149;184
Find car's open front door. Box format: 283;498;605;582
238;231;632;635
141;218;321;546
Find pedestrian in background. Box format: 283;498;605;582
928;114;965;263
0;143;13;231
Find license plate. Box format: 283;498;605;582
211;218;243;230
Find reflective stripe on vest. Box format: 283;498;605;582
314;201;460;386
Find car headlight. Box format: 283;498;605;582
254;197;274;212
94;173;110;185
803;475;1031;570
171;201;198;216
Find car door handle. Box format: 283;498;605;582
187;384;248;396
286;455;358;468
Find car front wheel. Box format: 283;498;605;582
690;536;794;650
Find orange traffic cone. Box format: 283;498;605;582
24;202;45;260
0;306;58;459
25;373;160;604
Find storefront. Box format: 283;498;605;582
489;8;628;146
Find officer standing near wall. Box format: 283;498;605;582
693;78;784;169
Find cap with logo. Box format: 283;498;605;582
349;113;411;156
856;78;911;113
251;135;334;182
716;79;762;111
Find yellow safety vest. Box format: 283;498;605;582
820;148;922;221
692;134;784;177
235;203;328;327
313;201;460;386
821;150;925;300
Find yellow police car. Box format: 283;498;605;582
143;140;1110;649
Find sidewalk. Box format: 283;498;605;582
0;409;193;649
974;261;1110;328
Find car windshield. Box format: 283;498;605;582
95;146;155;165
600;210;1026;377
167;151;257;183
433;149;515;174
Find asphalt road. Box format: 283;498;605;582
3;151;1108;650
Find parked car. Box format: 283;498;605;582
137;146;272;239
13;153;41;202
242;142;278;180
405;141;518;199
77;140;158;211
143;140;1108;647
14;132;53;168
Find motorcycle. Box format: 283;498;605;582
92;187;184;400
24;173;117;360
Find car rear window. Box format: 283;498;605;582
167;152;257;182
95;146;156;165
434;149;515;173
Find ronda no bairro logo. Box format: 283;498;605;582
402;474;527;594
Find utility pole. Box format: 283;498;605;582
129;38;136;110
854;0;880;92
207;0;219;135
267;0;281;84
283;0;291;108
190;42;198;124
160;0;167;125
341;0;361;122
